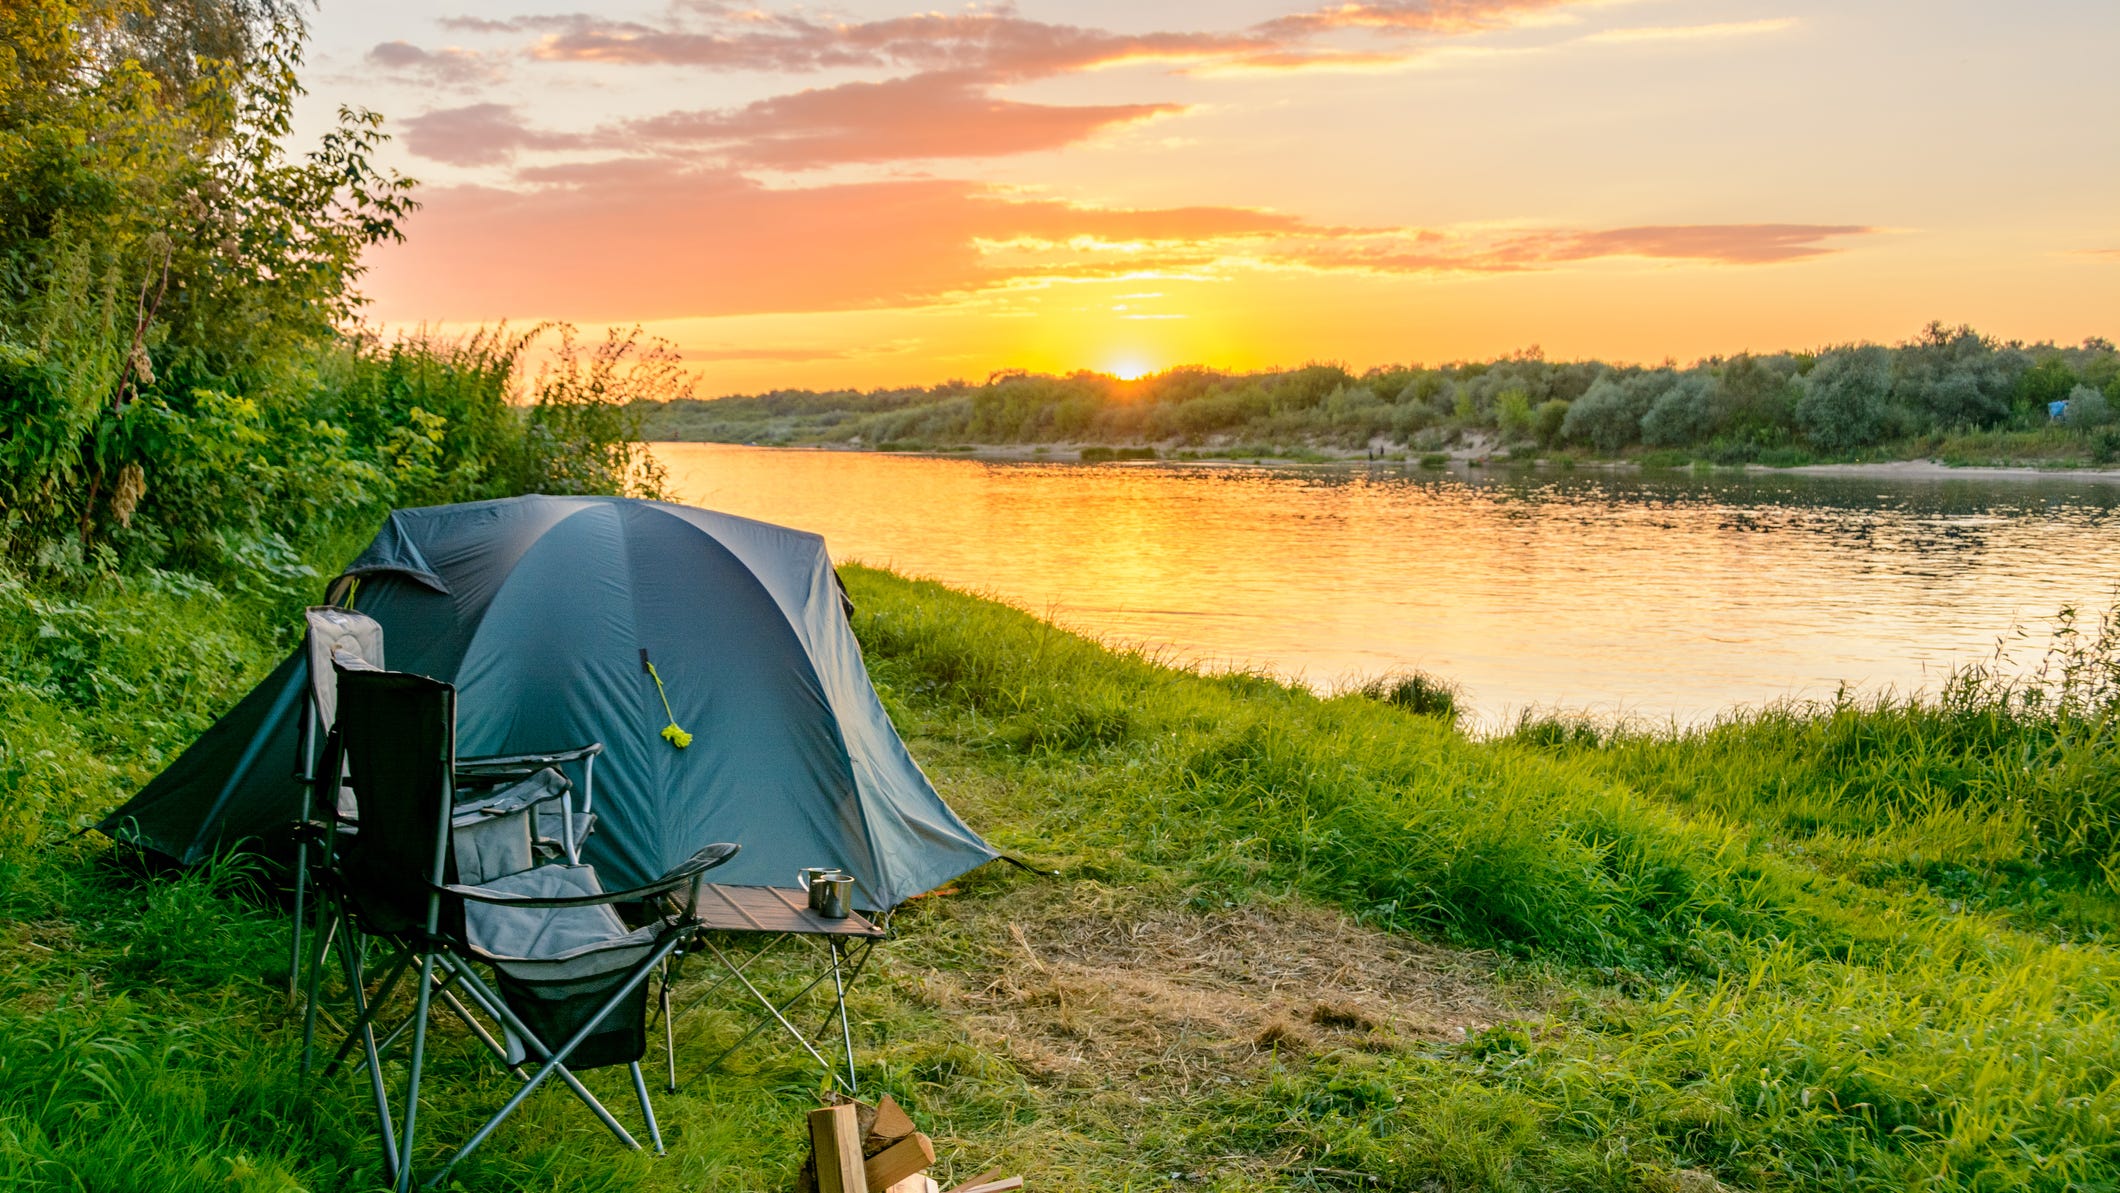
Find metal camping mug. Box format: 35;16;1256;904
798;867;840;910
815;875;855;919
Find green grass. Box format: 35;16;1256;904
4;556;2120;1190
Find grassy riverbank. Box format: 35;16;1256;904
4;549;2118;1190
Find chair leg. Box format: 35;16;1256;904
289;835;308;1000
338;923;399;1185
396;952;438;1193
427;936;687;1188
630;1062;664;1155
324;948;414;1079
662;961;678;1094
299;902;339;1079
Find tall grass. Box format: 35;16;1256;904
6;554;2120;1188
845;568;2120;1188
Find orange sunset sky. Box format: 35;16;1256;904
302;0;2119;392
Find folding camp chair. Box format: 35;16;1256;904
289;607;602;995
316;662;737;1190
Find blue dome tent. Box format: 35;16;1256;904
97;495;996;910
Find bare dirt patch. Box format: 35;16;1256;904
893;881;1516;1098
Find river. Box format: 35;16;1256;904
659;443;2120;726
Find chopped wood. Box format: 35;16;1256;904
824;1091;880;1144
882;1177;938;1193
953;1178;1023;1193
808;1105;869;1193
869;1094;917;1146
942;1170;1002;1193
863;1131;934;1192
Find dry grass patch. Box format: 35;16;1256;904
889;880;1517;1098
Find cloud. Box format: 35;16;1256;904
1582;18;1799;44
521;10;1257;81
409;2;1645;171
361;160;1875;323
1518;223;1870;264
365;40;507;87
1257;0;1573;37
674;344;867;363
628;73;1182;168
364;162;1317;321
400;104;595;167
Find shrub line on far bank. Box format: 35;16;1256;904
644;323;2120;470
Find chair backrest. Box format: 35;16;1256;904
303;606;385;734
334;662;460;939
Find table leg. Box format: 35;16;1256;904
830;938;858;1094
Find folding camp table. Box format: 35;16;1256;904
660;884;886;1094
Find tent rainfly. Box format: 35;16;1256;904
97;495;997;911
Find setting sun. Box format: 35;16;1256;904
1108;359;1154;381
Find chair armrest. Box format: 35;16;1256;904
441;843;739;909
452;767;569;821
456;743;604;778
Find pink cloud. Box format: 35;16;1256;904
361;161;1875;324
366;40;506;87
361;163;1308;322
400;104;593;166
407;3;1613;172
521;11;1258;80
1258;0;1571;37
1528;224;1875;264
629;73;1182;168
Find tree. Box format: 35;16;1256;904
1561;375;1652;453
1796;346;1892;453
2063;384;2112;429
1640;375;1716;447
0;0;415;555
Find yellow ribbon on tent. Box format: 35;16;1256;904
643;658;693;749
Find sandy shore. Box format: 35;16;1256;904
1778;459;2120;483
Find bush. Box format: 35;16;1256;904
1560;377;1650;453
1796;346;1893;453
1533;399;1569;447
2064;384;2113;429
1640;375;1716;447
1495;390;1534;441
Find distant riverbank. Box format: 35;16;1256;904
638;331;2120;472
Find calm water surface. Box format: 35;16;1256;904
661;443;2120;725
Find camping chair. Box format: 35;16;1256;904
313;661;737;1189
290;607;603;994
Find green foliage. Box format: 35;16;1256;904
0;0;418;556
1495;389;1534;441
1795;345;1893;453
1561;376;1653;453
2065;384;2113;429
1532;398;1569;447
847;574;2120;1189
646;330;2120;469
1353;670;1463;725
9;550;2120;1189
517;325;684;498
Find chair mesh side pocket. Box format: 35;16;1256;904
493;965;649;1070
